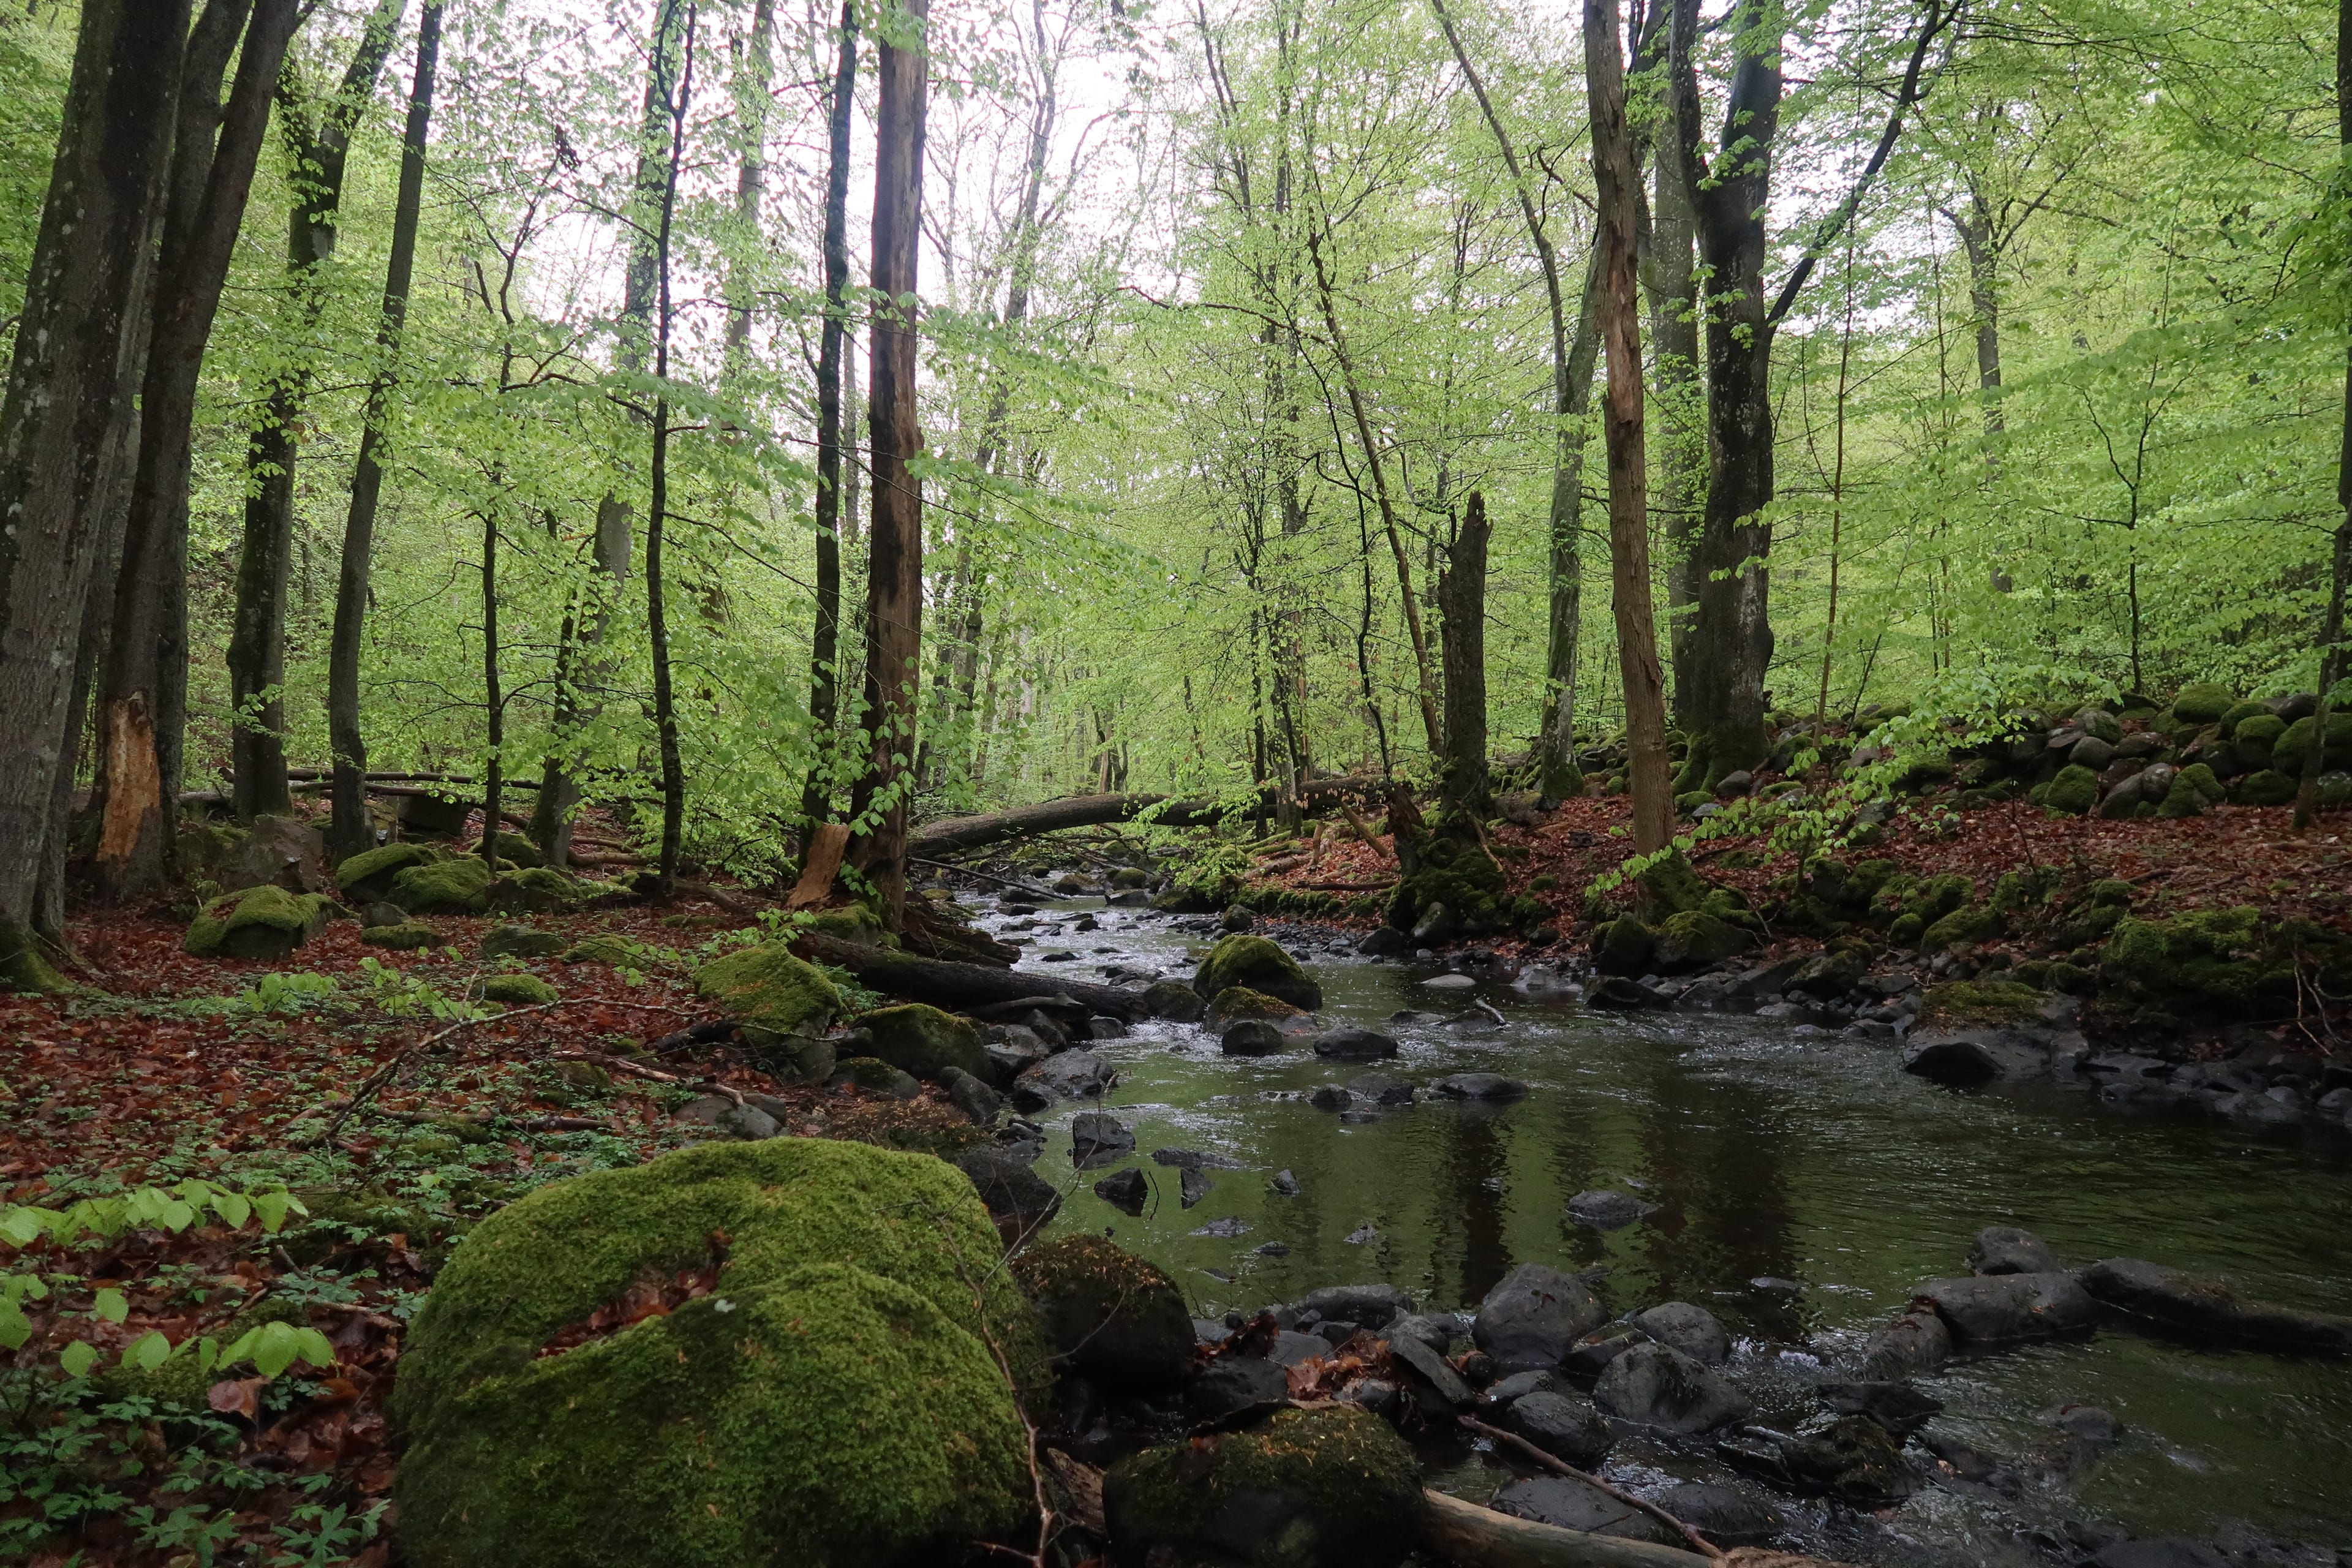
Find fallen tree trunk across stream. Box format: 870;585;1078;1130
793;932;1150;1019
907;779;1387;861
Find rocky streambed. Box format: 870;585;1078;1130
959;890;2352;1566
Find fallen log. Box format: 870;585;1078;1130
794;932;1149;1019
1419;1490;1711;1568
907;780;1386;860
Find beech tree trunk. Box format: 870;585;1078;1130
0;0;189;988
532;497;629;867
92;0;299;899
225;0;407;821
2294;0;2352;832
799;0;859;835
327;1;442;862
849;0;932;929
643;1;699;899
1644;79;1706;722
1439;492;1493;821
1588;0;1673;855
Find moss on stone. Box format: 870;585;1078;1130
1887;911;1924;946
1194;933;1322;1009
1140;979;1207;1022
854;1003;987;1081
2100;905;2282;1015
1386;834;1510;940
481;924;567;959
559;932;642;965
185;885;336;959
361;921;442;951
489;867;584;913
337;842;442;903
1917;979;2046;1028
1014;1234;1195;1387
1921;903;2003;954
2042;764;2100;815
390;855;494;915
802;902;884;943
2156;763;2225;819
2233;768;2297;807
1654;910;1754;970
481;973;559;1006
2272;712;2352;771
695;942;842;1038
1204;986;1300;1028
470;831;543;869
393;1140;1043;1568
829;1057;921;1099
2215;700;2267;737
1594;917;1655;976
1102;1405;1422;1568
1905;873;1975;925
2232;712;2288;770
1636;851;1711;918
2169;682;2236;725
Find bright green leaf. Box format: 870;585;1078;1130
59;1340;97;1377
91;1287;128;1324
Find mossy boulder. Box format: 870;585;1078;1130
392;1139;1044;1568
184;885;336;960
390;854;495;915
1652;910;1754;973
2231;712;2288;770
1904;873;1975;925
2041;764;2100;816
1921;903;2003;954
472;831;543;869
1637;851;1711;918
1139;979;1207;1022
336;842;443;903
695;942;842;1041
489;867;585;913
360;921;441;951
2169;682;2236;725
560;932;641;965
854;1003;987;1082
2157;763;2226;819
1204;987;1301;1028
1194;934;1322;1010
2101;906;2282;1016
1593;917;1656;977
829;1057;921;1099
1102;1405;1422;1568
1915;980;2048;1030
2272;712;2352;771
2232;769;2297;807
481;973;559;1006
481;924;568;959
802;902;884;943
1386;834;1509;939
2216;700;2268;737
1014;1234;1195;1388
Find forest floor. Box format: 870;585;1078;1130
5;793;2349;1562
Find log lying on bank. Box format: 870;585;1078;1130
908;779;1386;860
1420;1492;1841;1568
793;932;1148;1019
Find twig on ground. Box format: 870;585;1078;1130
303;1000;582;1148
1456;1414;1723;1560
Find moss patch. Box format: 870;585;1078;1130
394;1139;1044;1568
2042;764;2100;815
360;921;442;951
2169;682;2236;725
185;885;336;960
1193;934;1321;1010
481;973;559;1006
1204;986;1302;1027
560;932;642;965
390;855;494;915
336;842;442;903
1014;1234;1194;1387
2100;905;2284;1016
1921;903;2003;954
694;942;842;1039
489;867;585;913
1916;979;2047;1029
1386;834;1510;939
854;1003;986;1081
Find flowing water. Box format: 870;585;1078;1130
971;893;2352;1562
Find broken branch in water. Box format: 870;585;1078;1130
1455;1415;1723;1560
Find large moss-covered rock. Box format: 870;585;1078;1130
1139;979;1207;1022
1652;910;1753;972
1385;834;1510;939
2272;712;2352;771
2157;763;2227;818
1593;917;1655;976
489;867;585;913
854;1003;987;1082
360;921;441;951
1921;903;2003;954
1193;934;1321;1010
390;854;495;914
1915;980;2046;1030
2040;764;2100;815
1015;1234;1194;1388
337;842;442;903
2232;769;2297;806
2169;682;2236;725
2216;699;2268;737
695;943;842;1041
2233;712;2288;769
1204;986;1301;1028
481;973;559;1006
393;1139;1042;1568
481;924;567;959
2101;905;2283;1015
1104;1405;1422;1568
471;831;543;869
184;885;337;959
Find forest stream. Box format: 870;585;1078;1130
978;893;2352;1565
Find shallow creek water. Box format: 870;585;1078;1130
969;894;2352;1562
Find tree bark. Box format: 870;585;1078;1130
799;0;859;835
93;0;298;899
0;0;189;989
532;498;629;865
794;932;1146;1017
225;0;407;821
848;0;932;929
905;779;1383;860
327;1;442;862
1439;492;1493;820
1643;79;1706;722
2294;0;2352;832
1588;0;1673;855
722;0;775;363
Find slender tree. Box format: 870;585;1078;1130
2296;0;2352;830
847;0;931;926
326;1;443;861
1588;0;1672;854
0;0;190;987
91;0;301;899
1438;490;1494;819
225;0;407;820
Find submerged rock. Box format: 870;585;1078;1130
2078;1257;2352;1351
1923;1271;2100;1341
1473;1263;1605;1373
1970;1225;2060;1275
1501;1389;1614;1468
1819;1380;1943;1438
1429;1072;1529;1101
1489;1475;1684;1550
1567;1189;1654;1231
1093;1167;1150;1215
1653;1483;1785;1547
1311;1026;1400;1060
1296;1283;1414;1329
1070;1110;1136;1167
1780;1414;1920;1506
1593;1341;1751;1434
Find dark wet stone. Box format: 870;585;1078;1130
1385;1314;1460;1354
1266;1329;1332;1366
2044;1403;2124;1444
1654;1483;1785;1548
1819;1380;1943;1438
1013;1049;1115;1108
1348;1074;1417;1106
1489;1476;1685;1550
1071;1110;1136;1167
1087;1015;1129;1039
953;1145;1062;1238
1567;1189;1654;1231
1180;1167;1213;1208
2087;1543;2231;1568
1480;1370;1561;1408
1502;1389;1615;1468
1338;1110;1383;1126
1563;1325;1642;1379
1969;1224;2060;1275
1296;1284;1413;1328
1918;1427;2002;1483
1386;1333;1473;1409
1309;1085;1355;1110
1153;1147;1245;1169
1923;1271;2099;1341
1188;1355;1290;1423
1221;1019;1287;1056
1430;1072;1530;1101
1630;1302;1731;1365
1093;1167;1149;1215
1860;1306;1951;1380
941;1065;1001;1126
1192;1216;1251;1238
2078;1257;2352;1351
1593;1341;1751;1434
1270;1169;1299;1196
1779;1414;1918;1506
1474;1263;1606;1373
1312;1026;1400;1060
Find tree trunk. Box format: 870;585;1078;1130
327;1;442;862
793;932;1145;1017
848;0;932;929
1588;0;1673;855
2294;0;2352;832
1439;492;1493;820
479;493;505;873
799;0;859;836
643;1;699;899
1645;83;1706;722
0;0;188;989
722;0;775;363
225;0;407;821
532;497;629;865
94;0;298;899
